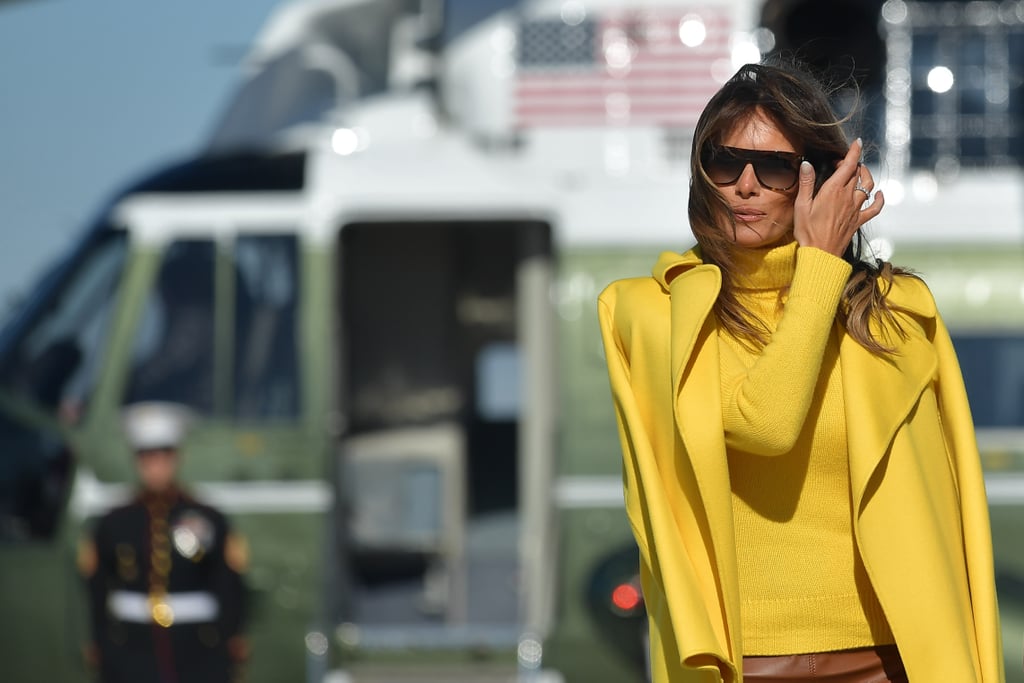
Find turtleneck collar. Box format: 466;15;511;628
730;239;798;291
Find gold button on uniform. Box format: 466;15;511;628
151;598;175;628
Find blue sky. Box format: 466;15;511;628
0;0;281;317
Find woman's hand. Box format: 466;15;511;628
792;138;885;257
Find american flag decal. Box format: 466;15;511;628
515;7;734;129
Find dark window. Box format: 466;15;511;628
958;34;985;67
125;240;216;413
232;235;301;419
913;30;938;67
0;230;127;416
912;87;936;117
960;136;986;159
0;228;125;540
0;412;69;541
958;87;986;116
1011;30;1024;163
953;334;1024;428
910;136;937;163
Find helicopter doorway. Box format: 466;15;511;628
334;220;555;649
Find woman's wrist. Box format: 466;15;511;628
789;247;852;312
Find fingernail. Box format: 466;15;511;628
800;160;812;175
855;137;863;146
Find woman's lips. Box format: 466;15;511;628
733;207;766;223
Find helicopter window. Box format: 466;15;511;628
0;410;69;541
952;334;1024;428
475;342;520;421
232;235;301;419
207;48;339;152
0;229;127;418
124;240;215;413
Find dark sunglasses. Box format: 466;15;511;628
701;145;804;192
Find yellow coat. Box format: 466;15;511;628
598;247;1004;682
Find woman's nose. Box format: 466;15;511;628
735;163;760;195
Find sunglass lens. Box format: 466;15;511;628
705;155;745;185
755;156;798;190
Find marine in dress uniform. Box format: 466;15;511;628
78;402;248;683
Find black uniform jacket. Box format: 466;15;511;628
81;487;247;683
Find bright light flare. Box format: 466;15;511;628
331;127;369;156
561;1;586;26
879;179;905;206
678;16;707;47
605;39;633;70
517;636;543;669
305;631;329;656
731;37;761;70
927;66;954;93
611;582;643;612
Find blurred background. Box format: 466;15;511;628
1;0;1023;682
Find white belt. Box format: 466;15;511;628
108;590;220;624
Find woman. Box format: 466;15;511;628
598;62;1003;682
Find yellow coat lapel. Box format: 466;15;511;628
664;258;743;661
839;291;939;509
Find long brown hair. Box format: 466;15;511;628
688;60;912;354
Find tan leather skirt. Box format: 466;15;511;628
742;645;907;682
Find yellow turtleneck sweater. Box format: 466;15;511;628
718;240;895;655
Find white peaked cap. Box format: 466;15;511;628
121;402;193;451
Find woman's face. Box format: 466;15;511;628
713;108;803;249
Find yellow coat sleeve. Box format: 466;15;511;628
932;312;1005;681
599;289;736;683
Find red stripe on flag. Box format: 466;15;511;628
516;87;721;98
515;100;715;115
517;65;729;83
